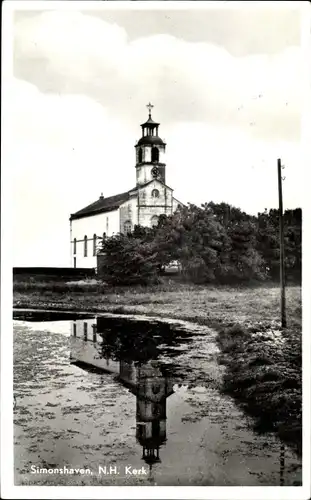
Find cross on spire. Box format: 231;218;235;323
146;102;154;117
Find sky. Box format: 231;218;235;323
5;2;307;266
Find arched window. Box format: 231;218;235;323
152;189;160;198
84;235;88;257
123;220;132;234
93;234;97;256
151;215;159;227
73;238;77;254
138;148;143;163
151;147;159;162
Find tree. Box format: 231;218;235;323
153;203;229;283
97;201;301;286
256;208;301;283
98;233;160;285
207;202;266;282
284;208;302;282
256;209;280;280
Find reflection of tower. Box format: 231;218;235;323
128;360;174;469
70;319;175;476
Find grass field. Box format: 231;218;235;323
13;279;301;327
13;279;302;455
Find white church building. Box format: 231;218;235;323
69;104;182;269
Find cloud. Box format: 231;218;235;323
14;8;301;56
10;78;135;266
14;10;303;141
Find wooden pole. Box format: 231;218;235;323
280;443;285;486
277;159;287;328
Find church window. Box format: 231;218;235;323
84;235;88;257
152;406;161;418
123;220;132;234
152;384;161;394
152;420;161;437
152;189;160;198
151;215;159;227
73;238;77;254
138;148;143;163
151;147;159;162
137;423;145;440
93;234;97;256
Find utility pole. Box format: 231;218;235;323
279;442;285;486
277;158;287;328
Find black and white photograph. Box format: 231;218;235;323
1;1;310;499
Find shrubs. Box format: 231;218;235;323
96;203;301;287
98;234;161;286
217;324;302;456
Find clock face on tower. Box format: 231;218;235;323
151;166;160;178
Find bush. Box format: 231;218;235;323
217;324;302;456
98;234;161;286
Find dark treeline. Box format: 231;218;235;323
98;202;301;286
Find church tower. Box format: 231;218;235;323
133;103;181;228
135;103;166;186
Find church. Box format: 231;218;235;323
69;104;182;269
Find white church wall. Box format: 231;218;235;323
139;180;172;207
136;164;154;185
119;197;138;233
158;147;165;163
138;144;165;164
71;318;96;339
144;145;151;162
71;209;120;268
70;335;120;375
138;180;173;227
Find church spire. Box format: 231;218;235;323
140;102;160;138
146;102;154;118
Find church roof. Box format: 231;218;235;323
70;180;180;222
137;135;165;146
140;116;159;127
70;191;130;221
139;179;173;191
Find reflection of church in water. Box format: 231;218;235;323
70;318;174;470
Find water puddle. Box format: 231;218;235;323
13;309;302;486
